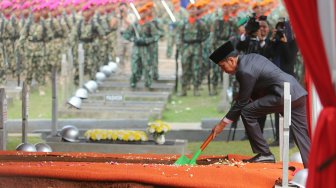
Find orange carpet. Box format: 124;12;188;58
0;151;303;188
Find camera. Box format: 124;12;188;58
274;21;285;41
275;29;284;40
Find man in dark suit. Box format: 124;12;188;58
209;41;311;168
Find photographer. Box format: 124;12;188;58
270;20;298;76
269;19;299;146
236;16;261;54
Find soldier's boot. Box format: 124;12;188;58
153;73;159;81
210;85;218;96
193;86;200;96
178;86;187;96
145;82;154;91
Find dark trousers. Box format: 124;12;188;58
240;95;311;167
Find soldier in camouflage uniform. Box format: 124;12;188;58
0;1;11;85
40;3;55;95
177;3;209;96
4;4;20;81
17;5;49;89
165;0;188;59
210;2;236;95
197;1;216;96
104;2;118;63
94;2;110;68
63;1;80;85
145;2;164;80
70;3;105;81
122;5;160;89
48;2;67;73
117;2;135;70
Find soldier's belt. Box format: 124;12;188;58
79;38;94;43
135;43;150;46
182;40;202;44
28;39;44;43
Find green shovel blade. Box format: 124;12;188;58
174;155;191;165
174;149;203;165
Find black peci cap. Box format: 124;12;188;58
209;41;235;64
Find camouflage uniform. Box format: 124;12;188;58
200;12;215;95
18;17;49;85
210;14;236;95
166;7;188;58
0;15;8;85
48;16;67;72
94;12;110;67
63;11;80;85
149;18;164;80
177;18;209;96
117;11;135;68
71;17;105;80
106;13;118;63
4;15;20;78
122;21;160;88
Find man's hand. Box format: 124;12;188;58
212;120;228;139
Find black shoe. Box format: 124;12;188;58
177;91;187;96
242;153;275;163
269;140;279;147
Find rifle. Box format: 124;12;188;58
207;59;211;95
175;48;179;93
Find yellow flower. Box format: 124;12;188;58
90;133;97;141
156;126;163;133
101;131;107;140
86;129;148;142
111;133;118;141
134;133;141;141
122;133;129;141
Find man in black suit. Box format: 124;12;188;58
209;41;311;168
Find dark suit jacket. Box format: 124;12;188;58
225;53;307;121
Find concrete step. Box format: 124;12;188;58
87;92;170;102
58;108;162;119
104;77;176;83
98;82;175;92
82;100;166;107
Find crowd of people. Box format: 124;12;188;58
0;0;303;95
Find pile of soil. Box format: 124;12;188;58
0;151;303;188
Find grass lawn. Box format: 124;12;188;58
188;140;299;161
162;86;224;122
7;135;299;162
8;83;60;119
